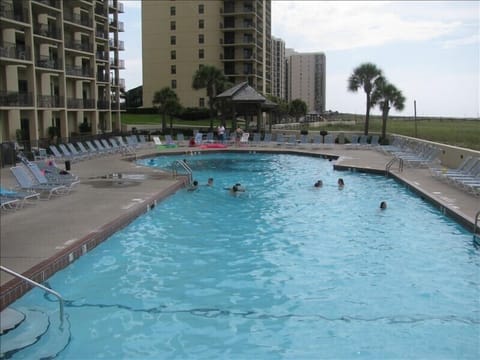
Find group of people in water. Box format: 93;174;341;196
187;177;245;196
314;177;387;209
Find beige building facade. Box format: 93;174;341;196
142;0;271;109
0;0;125;144
287;51;326;113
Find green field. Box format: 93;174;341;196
122;113;480;151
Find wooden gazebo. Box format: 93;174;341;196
215;82;277;132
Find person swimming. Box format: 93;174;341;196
187;180;199;191
380;201;387;210
337;178;345;189
314;180;323;188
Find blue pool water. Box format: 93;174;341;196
7;153;480;359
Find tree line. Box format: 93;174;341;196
152;62;405;141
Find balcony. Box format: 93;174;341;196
63;12;93;28
37;95;64;108
96;73;109;82
96;51;108;61
110;59;125;69
0;42;31;61
65;40;93;53
33;0;61;10
36;55;62;70
0;92;34;107
65;65;93;77
0;6;30;23
33;24;62;40
67;98;95;109
95;4;107;17
97;99;110;109
118;2;124;13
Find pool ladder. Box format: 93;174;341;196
172;160;193;185
0;265;64;328
385;157;404;176
474;210;480;245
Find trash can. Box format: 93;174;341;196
65;160;71;171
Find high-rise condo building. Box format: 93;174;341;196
287;51;326;113
0;0;125;144
271;36;285;100
142;0;271;109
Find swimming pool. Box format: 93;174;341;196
4;153;480;359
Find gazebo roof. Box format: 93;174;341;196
216;82;267;103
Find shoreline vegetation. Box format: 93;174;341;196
122;113;480;151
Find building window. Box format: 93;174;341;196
171;79;177;89
198;49;204;59
171;65;176;74
170;6;175;16
198;4;204;14
198;19;204;29
170;50;176;60
198;34;204;44
170;21;176;30
199;97;205;107
170;35;176;45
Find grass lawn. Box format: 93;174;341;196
122;113;480;151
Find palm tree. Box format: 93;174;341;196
348;63;383;135
371;77;406;143
192;65;227;130
152;87;181;133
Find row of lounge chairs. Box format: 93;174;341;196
379;136;440;168
45;135;143;162
429;157;480;196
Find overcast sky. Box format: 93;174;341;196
121;1;479;118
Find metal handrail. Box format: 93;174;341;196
474;210;480;239
385;157;403;176
172;160;192;185
0;265;64;328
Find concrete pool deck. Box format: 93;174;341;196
1;144;479;309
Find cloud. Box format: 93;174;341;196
272;1;463;52
442;34;479;49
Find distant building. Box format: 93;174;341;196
287;52;326;113
126;86;142;109
271;36;285;100
0;0;126;143
141;0;272;109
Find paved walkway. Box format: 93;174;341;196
1;144;479;293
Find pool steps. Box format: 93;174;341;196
0;306;69;358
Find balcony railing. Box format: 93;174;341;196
67;98;95;109
118;40;124;50
0;91;34;107
97;100;110;109
96;51;108;60
33;25;62;40
0;42;31;61
63;12;93;28
36;55;62;70
65;40;93;53
0;7;30;23
96;73;110;82
95;4;107;16
65;65;93;77
109;59;125;69
118;21;124;32
37;95;64;108
34;0;60;9
118;2;124;13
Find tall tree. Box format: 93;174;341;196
348;62;383;135
371;77;406;143
192;65;227;130
152;87;181;133
289;99;308;122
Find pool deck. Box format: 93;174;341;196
1;144;479;309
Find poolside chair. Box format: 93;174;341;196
164;135;178;147
194;132;204;145
138;134;154;148
77;142;97;158
126;135;140;149
94;139;113;154
49;144;67;160
0;196;20;211
21;162;80;192
85;140;104;156
176;133;186;146
346;134;359;149
322;134;335;149
275;133;285;146
0;187;40;207
298;134;310;148
152;136;164;149
239;132;250;146
10;166;68;199
260;133;272;146
370;135;380;147
358;135;369;147
251;133;261;147
67;143;91;159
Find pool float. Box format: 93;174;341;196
200;143;227;149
